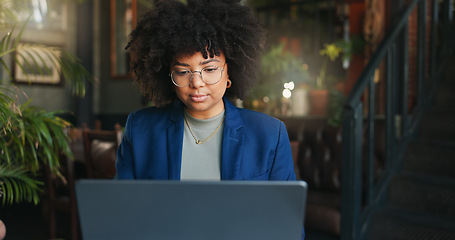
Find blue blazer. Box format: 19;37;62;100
114;99;304;239
114;98;296;181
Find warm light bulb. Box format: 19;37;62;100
288;81;295;90
283;89;292;98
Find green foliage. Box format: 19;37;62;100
314;36;365;90
8;101;73;170
250;43;310;102
0;0;90;205
335;35;366;64
0;86;75;206
315;43;343;90
260;43;308;79
0;84;75;205
327;88;346;127
0;166;42;205
324;36;365;127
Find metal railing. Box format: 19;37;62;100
340;0;454;239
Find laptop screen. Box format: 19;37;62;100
76;180;307;240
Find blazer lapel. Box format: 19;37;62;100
221;99;245;180
167;102;184;180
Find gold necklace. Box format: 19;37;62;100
184;114;225;144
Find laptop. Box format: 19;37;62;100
75;180;307;240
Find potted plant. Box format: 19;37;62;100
307;42;344;116
0;1;90;207
0;2;94;236
325;36;366;126
247;42;311;115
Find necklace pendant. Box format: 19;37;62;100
196;140;202;144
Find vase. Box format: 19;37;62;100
291;88;310;116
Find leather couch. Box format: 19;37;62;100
281;117;385;236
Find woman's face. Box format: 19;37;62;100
171;51;229;119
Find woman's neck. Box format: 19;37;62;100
184;100;225;120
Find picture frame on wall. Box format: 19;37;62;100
110;0;137;79
13;43;62;85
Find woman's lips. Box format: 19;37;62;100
190;94;208;102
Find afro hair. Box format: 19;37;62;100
126;0;266;106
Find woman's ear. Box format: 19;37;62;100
226;79;232;88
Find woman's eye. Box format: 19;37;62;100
175;69;190;76
203;67;218;73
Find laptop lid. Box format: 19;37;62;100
75;180;307;240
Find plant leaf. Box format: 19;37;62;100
0;165;42;205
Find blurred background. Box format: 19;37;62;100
1;0;454;239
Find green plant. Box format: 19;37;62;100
327;88;346;127
335;35;367;67
0;0;91;205
250;43;310;103
313;35;366;89
329;36;366;126
315;43;343;90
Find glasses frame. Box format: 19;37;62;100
170;63;226;87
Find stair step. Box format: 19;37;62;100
434;81;455;109
388;172;455;218
419;112;455;142
404;141;455;177
369;206;455;240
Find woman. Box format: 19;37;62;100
115;0;296;182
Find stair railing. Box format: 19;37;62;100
340;0;454;239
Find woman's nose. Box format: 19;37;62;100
190;72;205;88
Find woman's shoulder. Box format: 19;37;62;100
127;102;181;125
129;106;165;119
229;107;288;143
224;99;282;126
235;107;283;128
236;107;276;119
132;104;172;115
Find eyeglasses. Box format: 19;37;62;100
170;63;225;87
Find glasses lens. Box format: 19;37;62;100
171;68;191;87
201;66;223;84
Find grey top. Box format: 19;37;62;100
180;110;225;180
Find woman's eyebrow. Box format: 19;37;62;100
173;61;189;67
173;59;220;66
200;59;220;65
